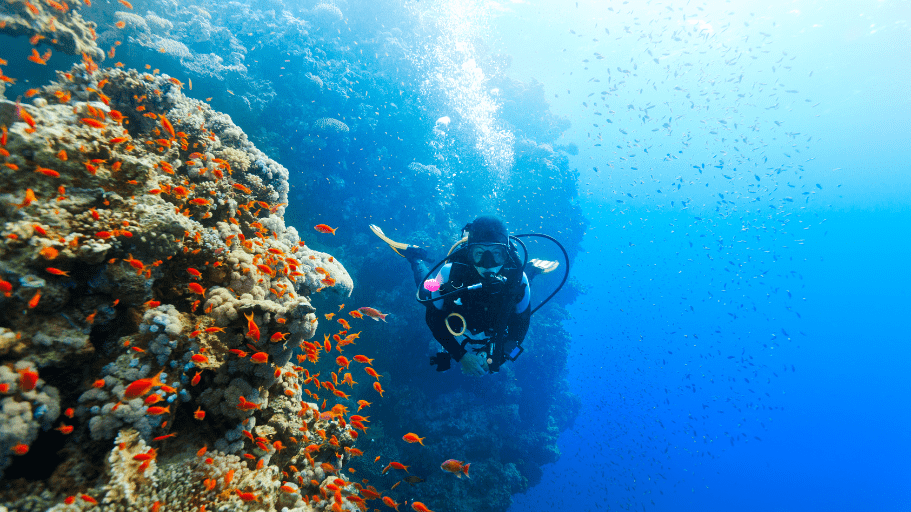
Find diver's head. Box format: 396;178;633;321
465;215;509;277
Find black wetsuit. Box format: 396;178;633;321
411;258;531;369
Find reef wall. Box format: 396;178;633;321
0;2;396;511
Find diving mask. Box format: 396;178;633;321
470;244;508;276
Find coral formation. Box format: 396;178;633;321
0;0;103;61
0;5;366;510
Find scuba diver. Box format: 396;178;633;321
370;215;568;376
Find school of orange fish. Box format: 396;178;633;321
0;1;467;510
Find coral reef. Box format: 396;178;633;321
0;6;368;510
0;0;104;61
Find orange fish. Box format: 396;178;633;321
123;370;166;399
353;355;374;365
365;367;382;380
348;310;363;319
146;405;170;415
190;354;209;364
45;267;69;277
373;381;384;397
235;490;258;503
144;394;163;405
27;48;46;65
191;371;201;386
382;461;408;474
314;224;337;235
411;502;433;512
159;114;175;138
236;396;260;411
35;166;60;178
382;497;400;511
17;189;37;208
193;406;205;420
356;400;371;412
337;318;351;330
440;459;470;478
357;307;388;322
11;443;29;455
187;282;206;296
360;487;381;500
56;424;74;435
38;246;58;260
16;102;36;129
123;254;144;272
244;312;260;342
250;352;268;364
402;433;425;445
28;290;41;308
81;118;105;129
19;368;39;391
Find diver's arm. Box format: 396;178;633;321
505;306;530;343
424;263;468;361
425;306;468;361
505;274;531;343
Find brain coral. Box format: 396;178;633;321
311;3;344;24
313;117;350;136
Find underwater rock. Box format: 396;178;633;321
0;0;104;62
0;50;357;510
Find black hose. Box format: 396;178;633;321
511;233;571;315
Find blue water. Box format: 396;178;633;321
4;0;907;509
493;1;911;510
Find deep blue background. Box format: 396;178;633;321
494;0;911;510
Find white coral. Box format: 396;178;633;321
104;429;158;505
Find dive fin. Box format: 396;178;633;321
369;224;419;258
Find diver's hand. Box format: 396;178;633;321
459;352;488;377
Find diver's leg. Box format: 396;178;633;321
411;258;430;288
